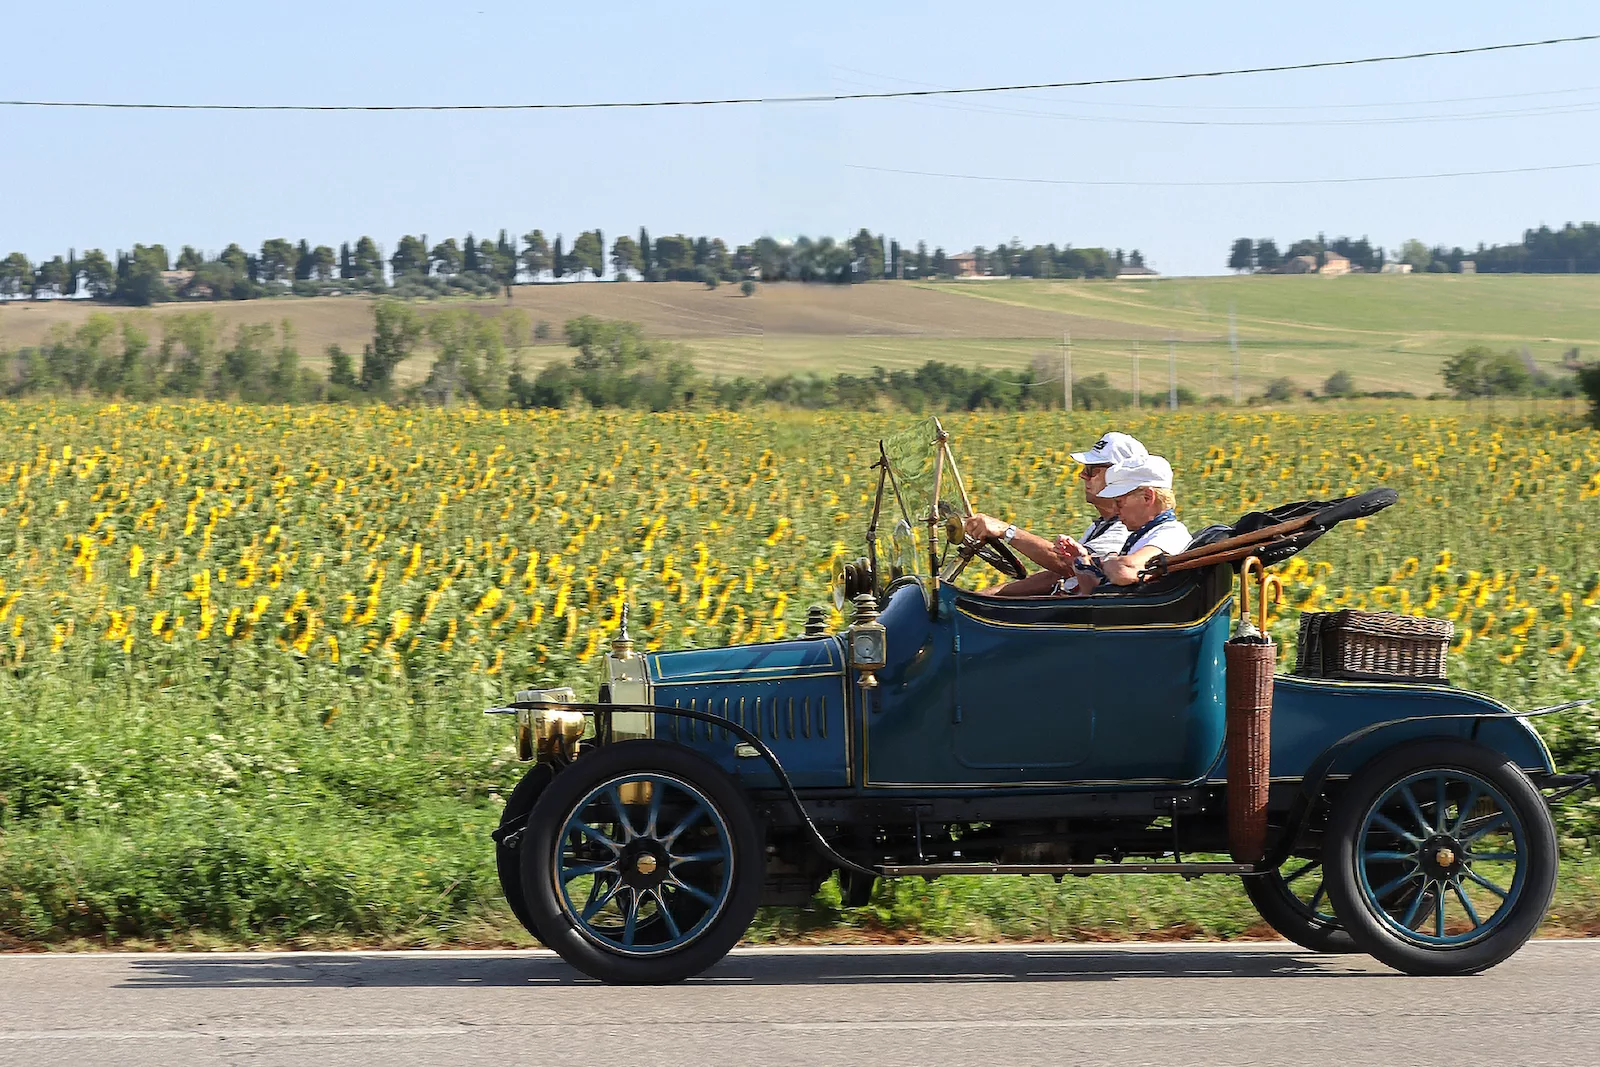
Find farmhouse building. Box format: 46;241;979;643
1115;265;1160;278
1318;251;1351;276
947;251;979;277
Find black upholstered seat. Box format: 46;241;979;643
953;562;1232;628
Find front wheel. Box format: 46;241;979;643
1324;739;1557;976
520;741;763;984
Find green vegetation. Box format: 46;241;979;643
1;402;1598;949
1230;222;1600;275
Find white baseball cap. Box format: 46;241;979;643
1070;431;1149;466
1099;455;1174;498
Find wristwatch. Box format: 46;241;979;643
1002;524;1018;544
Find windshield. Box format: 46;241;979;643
876;416;972;581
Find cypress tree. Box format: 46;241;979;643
552;235;565;279
639;227;652;273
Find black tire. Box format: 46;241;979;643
520;740;763;984
1324;739;1557;977
1242;860;1357;953
495;762;556;942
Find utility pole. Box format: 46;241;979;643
1229;304;1240;405
1062;330;1072;411
1168;340;1178;411
1132;341;1141;408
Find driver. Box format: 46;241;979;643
962;431;1149;597
1059;454;1191;593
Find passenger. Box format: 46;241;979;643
1059;454;1190;593
962;431;1148;597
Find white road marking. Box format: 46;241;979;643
773;1017;1319;1032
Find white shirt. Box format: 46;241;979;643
1123;518;1192;557
1054;515;1130;595
1080;515;1129;558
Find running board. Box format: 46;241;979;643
878;861;1257;877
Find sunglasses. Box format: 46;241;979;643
1078;463;1111;478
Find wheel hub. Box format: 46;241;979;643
619;842;669;891
1418;834;1464;880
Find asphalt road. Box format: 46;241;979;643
3;940;1598;1067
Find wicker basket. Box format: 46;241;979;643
1295;610;1452;682
1225;639;1275;864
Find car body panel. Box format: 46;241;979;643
644;637;854;788
622;567;1553;798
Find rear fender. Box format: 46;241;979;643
1262;696;1588;868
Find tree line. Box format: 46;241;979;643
1;304;1207;414
11;303;1592;418
1227;220;1600;274
0;229;1143;307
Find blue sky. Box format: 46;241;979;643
2;2;1597;276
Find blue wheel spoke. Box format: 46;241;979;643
1307;882;1328;915
1463;813;1509;844
644;781;665;837
1467;850;1519;863
581;878;625;921
1282;859;1320;885
561;860;619;883
669;849;726;867
1370;812;1423;846
1434;886;1446;938
1464;869;1509;899
1371;867;1423;899
572;821;623;853
1361;850;1416;863
621;887;640;948
1399;886;1430;930
1450;786;1482;836
666;875;716;906
662;803;708;848
581;871;608;914
1399;785;1433;839
1434;775;1449;834
651;889;682;940
1451;879;1484;928
608;787;638;841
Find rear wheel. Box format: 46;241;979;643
1324;739;1557;976
521;741;763;984
1242;858;1356;953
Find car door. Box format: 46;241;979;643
949;588;1230;785
950;606;1102;779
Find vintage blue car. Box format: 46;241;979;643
487;417;1595;984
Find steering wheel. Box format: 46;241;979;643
965;533;1027;580
938;505;1027;581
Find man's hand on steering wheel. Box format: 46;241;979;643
959;512;1027;580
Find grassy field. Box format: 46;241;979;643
3;274;1595;397
1;399;1598;950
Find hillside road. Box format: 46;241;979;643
2;940;1597;1066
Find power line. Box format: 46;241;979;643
831;81;1600;127
829;67;1600;112
2;33;1597;113
844;160;1600;188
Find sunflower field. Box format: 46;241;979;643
2;398;1598;946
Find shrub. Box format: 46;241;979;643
1264;377;1298;402
1580;363;1600;426
1323;369;1356;397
